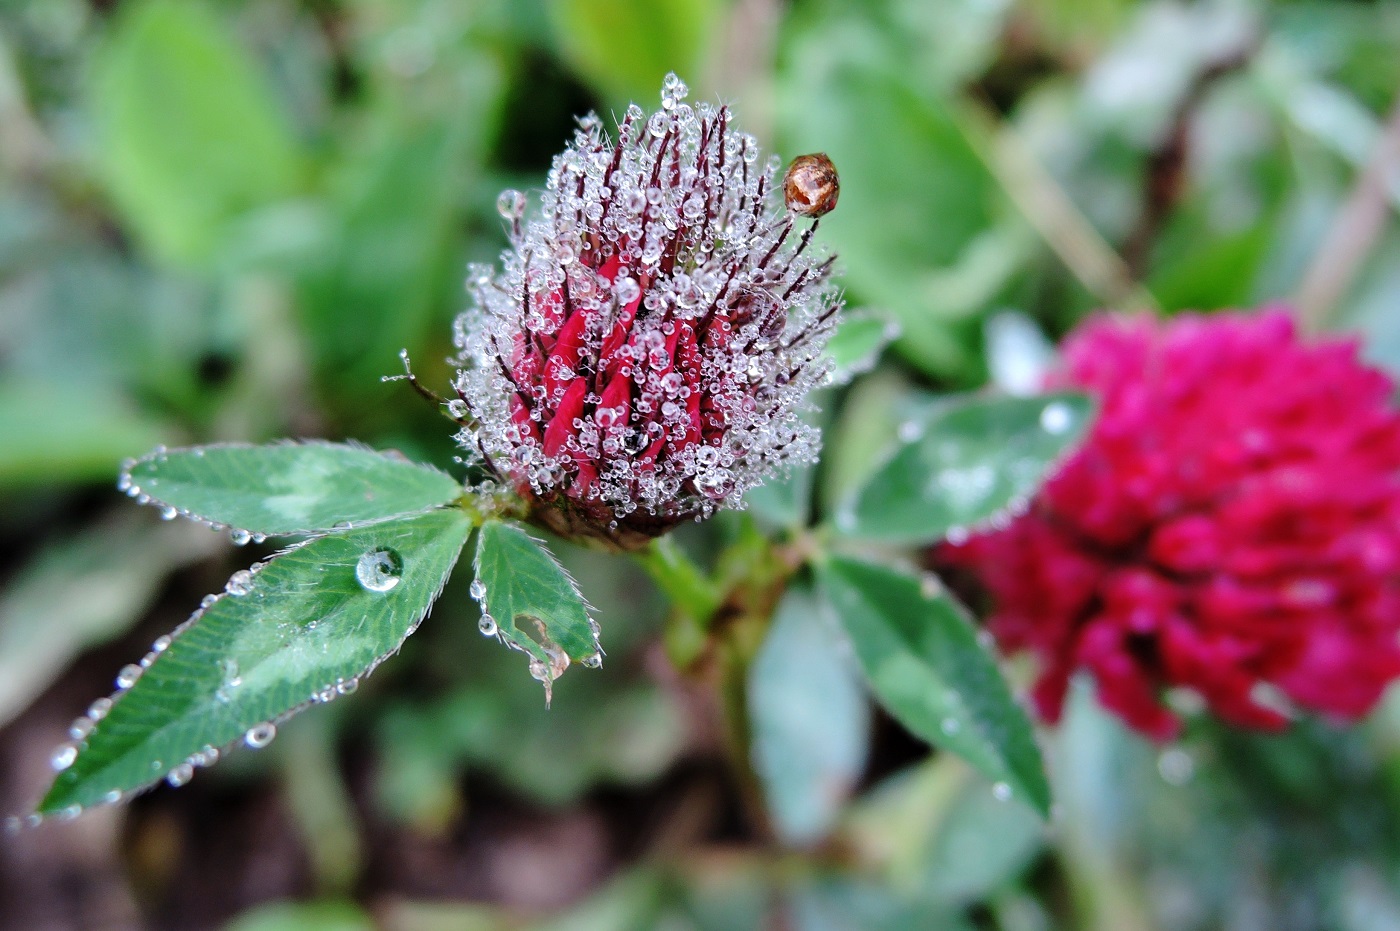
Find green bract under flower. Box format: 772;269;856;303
453;74;841;549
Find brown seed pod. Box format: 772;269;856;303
783;153;840;219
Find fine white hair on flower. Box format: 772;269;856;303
452;72;841;547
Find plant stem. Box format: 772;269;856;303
637;537;723;668
280;714;361;893
639;529;797;842
963;99;1158;313
715;619;777;844
638;537;722;619
1121;38;1257;278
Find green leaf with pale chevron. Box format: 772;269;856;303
818;556;1050;817
473;520;601;703
39;508;472;815
122;441;463;536
835;392;1094;544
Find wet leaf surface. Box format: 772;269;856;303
40;508;471;814
835;391;1094;544
472;520;602;702
818;556;1050;817
122;442;463;537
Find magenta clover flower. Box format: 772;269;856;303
453;74;841;550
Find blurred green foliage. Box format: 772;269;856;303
93;1;308;266
3;0;1400;928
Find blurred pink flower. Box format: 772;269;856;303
941;310;1400;739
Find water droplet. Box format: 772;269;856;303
897;419;925;443
758;307;787;342
478;614;498;636
166;763;194;788
940;717;961;736
920;573;945;599
447;398;469;420
496;189;526;220
152;636;172;653
1157;747;1195;786
355;548;404;592
244;723;276;749
101;790;122;805
335;677;358;696
201;594;218;609
51;742;78;771
220;658;242;690
613;276;641;306
159;506;178;521
469;578;486;601
694;469;734;500
87;698;112;721
56;804;81;822
225;570;254;596
944;525;970;546
660;72;688;110
68;717;94;741
115;664;142;690
229;529;251;546
582;652;603;668
992;782;1012;802
1040;401;1072;435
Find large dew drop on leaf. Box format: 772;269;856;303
37;508;471;816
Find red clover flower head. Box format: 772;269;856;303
941;310;1400;740
454;74;841;549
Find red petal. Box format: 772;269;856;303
544;309;589;400
599;369;632;417
543;379;588;458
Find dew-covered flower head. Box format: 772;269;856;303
453;74;841;549
941;310;1400;740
